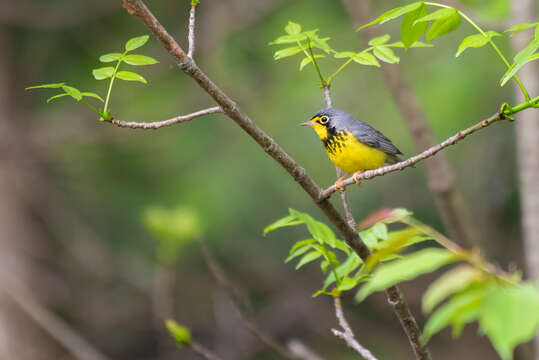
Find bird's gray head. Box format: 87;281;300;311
300;108;354;140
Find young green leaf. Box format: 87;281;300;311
81;92;104;102
368;34;391;46
264;214;303;235
337;277;361;292
99;53;123;62
514;39;539;65
46;93;70;103
480;283;539;360
123;54;159;65
422;288;484;343
92;67;115;80
324;253;362;289
371;223;388;241
500;41;539;86
456;31;502;57
414;8;456;24
295;251;322;270
401;3;429;49
61;85;82;101
334;51;356;59
373;46;400;63
309;36;333;54
422;9;461;42
505;22;538;37
422;265;484;313
273;46;303;60
26;83;65;90
269;34;307;45
285;244;314;263
125;35;149;52
390;41;432;48
288;209;338;247
356;248;458;302
285;21;302;35
289;239;317;255
352;52;380;67
115;71;147;83
300;55;325;70
358;2;424;30
165;320;191;348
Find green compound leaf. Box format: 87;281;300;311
269;33;307;45
264;214;303;235
480;283;539;360
323;252;363;289
358;1;424;30
401;3;429;49
422;288;484;343
99;53;123;62
81;92;104;102
289;209;338;248
123;54;159;65
422;265;484;313
505;22;538;37
26;83;65;90
514;39;539;65
46;93;70;103
115;71;147;83
165;320;191;349
334;51;356;59
373;46;400;63
352;52;380;67
125;35;149;52
356;248;458;302
273;46;303;60
368;34;391;46
92;67;115;80
390;41;432;48
309;36;333;54
295;251;322;270
61;85;82;101
300;55;325;70
285;21;302;35
500;40;539;86
456;31;502;57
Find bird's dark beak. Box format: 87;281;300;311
300;121;313;127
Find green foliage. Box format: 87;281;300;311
266;207;538;358
165;320;191;349
456;31;502;57
26;34;158;120
144;205;203;264
500;23;539;86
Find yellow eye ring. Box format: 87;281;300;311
320;115;329;124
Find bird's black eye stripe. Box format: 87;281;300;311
320;115;329;124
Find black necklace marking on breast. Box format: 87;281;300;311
323;127;347;155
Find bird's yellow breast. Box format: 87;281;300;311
323;130;387;173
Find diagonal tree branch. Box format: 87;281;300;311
319;111;507;199
121;1;431;358
332;295;377;360
105;106;222;129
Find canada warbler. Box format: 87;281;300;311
301;108;403;189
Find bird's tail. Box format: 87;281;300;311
385;153;404;165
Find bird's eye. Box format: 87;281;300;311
319;115;329;124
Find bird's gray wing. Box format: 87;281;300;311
348;120;403;156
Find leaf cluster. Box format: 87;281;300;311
265;208;539;359
26;35;158;120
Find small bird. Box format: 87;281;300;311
301;108;403;189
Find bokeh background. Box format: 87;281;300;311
1;0;537;359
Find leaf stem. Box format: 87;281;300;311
306;38;326;85
103;54;125;116
506;95;539;114
81;99;106;118
327;58;353;85
424;1;531;100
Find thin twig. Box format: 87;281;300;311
121;2;431;358
188;1;198;58
200;241;308;360
190;340;224;360
331;296;378;360
323;85;333;108
287;340;325;360
105;106;222;129
1;280;110;360
319;112;505;200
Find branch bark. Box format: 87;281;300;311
342;0;477;247
121;1;431;358
510;0;539;358
332;296;378;360
105;106;222;129
188;2;197;58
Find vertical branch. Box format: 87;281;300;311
511;0;539;358
188;1;198;58
342;0;477;247
331;296;378;360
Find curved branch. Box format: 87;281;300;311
319;112;506;200
105;106;222;129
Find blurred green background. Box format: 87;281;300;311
1;0;536;359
